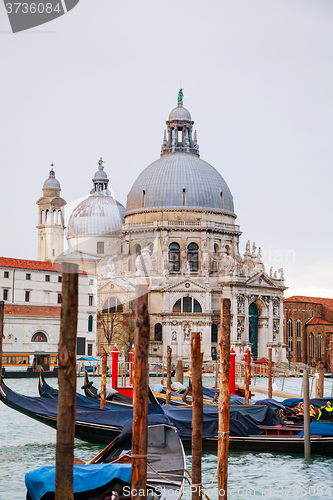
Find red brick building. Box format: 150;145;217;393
284;296;333;369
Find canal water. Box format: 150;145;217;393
1;377;333;499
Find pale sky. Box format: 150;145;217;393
0;0;332;298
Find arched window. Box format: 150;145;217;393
288;320;293;354
41;210;45;224
154;323;162;341
310;333;314;358
135;245;141;256
211;324;218;343
317;334;322;359
169;243;180;272
172;297;202;313
31;332;47;342
58;210;62;224
296;320;302;358
103;297;123;313
149;243;154;256
53;209;57;224
46;209;49;223
225;245;231;256
213;244;219;256
88;315;93;332
188;243;199;272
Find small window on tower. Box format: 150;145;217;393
26;273;31;280
89;295;93;306
97;242;104;254
25;291;30;302
3;289;8;301
57;293;62;304
58;276;62;283
4;271;9;278
45;275;50;282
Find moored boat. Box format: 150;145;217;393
26;423;186;500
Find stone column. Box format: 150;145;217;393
268;299;273;344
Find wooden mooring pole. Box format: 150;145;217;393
166;345;172;405
303;368;311;458
0;301;4;378
191;332;203;500
218;299;231;500
131;285;150;500
268;346;273;399
55;263;79;500
176;359;183;384
100;349;107;410
315;363;324;398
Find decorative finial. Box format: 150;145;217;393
98;157;105;170
49;163;55;178
178;88;184;105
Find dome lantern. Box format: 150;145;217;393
161;89;199;157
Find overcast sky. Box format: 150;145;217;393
0;0;332;298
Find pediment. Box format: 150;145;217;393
162;278;210;293
246;272;278;288
98;278;135;293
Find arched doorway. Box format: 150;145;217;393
249;303;258;359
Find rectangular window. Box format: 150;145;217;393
87;344;93;356
26;273;31;280
57;293;62;304
25;291;30;302
3;289;8;301
89;295;93;306
89;279;94;286
97;242;104;254
77;337;86;356
45;275;50;282
58;276;62;283
4;271;9;278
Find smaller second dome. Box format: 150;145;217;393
169;104;192;122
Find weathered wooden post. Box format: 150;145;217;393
191;332;203;500
131;285;150;500
0;301;4;378
315;363;324;398
245;350;250;405
129;345;134;386
55;263;79;500
218;299;231;500
176;359;184;384
268;346;273;399
166;346;172;404
100;349;107;410
303;368;311;458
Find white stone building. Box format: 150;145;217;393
0;258;97;361
63;93;287;363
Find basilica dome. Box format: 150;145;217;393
67;157;125;238
67;195;125;237
43;167;60;190
126;97;234;215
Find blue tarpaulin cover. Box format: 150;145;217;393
254;399;286;411
282;397;333;409
297;421;333;436
25;463;131;500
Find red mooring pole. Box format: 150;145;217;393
111;345;119;390
230;348;236;395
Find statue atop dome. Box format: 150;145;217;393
178;88;184;105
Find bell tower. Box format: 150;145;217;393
36;165;67;261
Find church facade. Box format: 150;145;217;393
50;93;287;363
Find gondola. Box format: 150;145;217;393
0;377;167;445
25;423;186;500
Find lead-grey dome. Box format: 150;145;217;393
68;195;125;237
169;105;191;122
126;153;234;214
43;167;60;190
